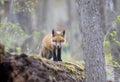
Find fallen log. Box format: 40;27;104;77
0;44;84;82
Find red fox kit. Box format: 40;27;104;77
40;29;65;61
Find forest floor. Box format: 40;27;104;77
0;52;84;82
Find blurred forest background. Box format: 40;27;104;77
0;0;82;61
0;0;120;81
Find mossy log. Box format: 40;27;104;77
0;45;84;82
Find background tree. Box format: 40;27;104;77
104;0;118;81
102;0;120;81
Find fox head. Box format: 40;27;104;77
51;29;65;48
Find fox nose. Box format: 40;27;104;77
56;44;61;48
56;45;60;48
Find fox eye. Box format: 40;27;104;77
53;40;57;42
60;40;64;42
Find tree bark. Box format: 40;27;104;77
77;0;107;82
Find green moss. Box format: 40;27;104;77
64;64;76;74
30;54;45;61
52;65;60;71
49;75;56;81
81;71;85;79
64;63;85;79
64;64;79;77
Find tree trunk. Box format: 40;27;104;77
77;0;107;82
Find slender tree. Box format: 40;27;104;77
76;0;107;82
104;0;120;81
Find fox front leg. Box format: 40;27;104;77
53;48;57;61
0;44;5;63
57;47;62;61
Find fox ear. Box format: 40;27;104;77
52;29;55;36
62;30;65;36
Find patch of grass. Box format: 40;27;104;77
62;52;72;62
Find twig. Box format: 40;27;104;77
106;64;120;68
